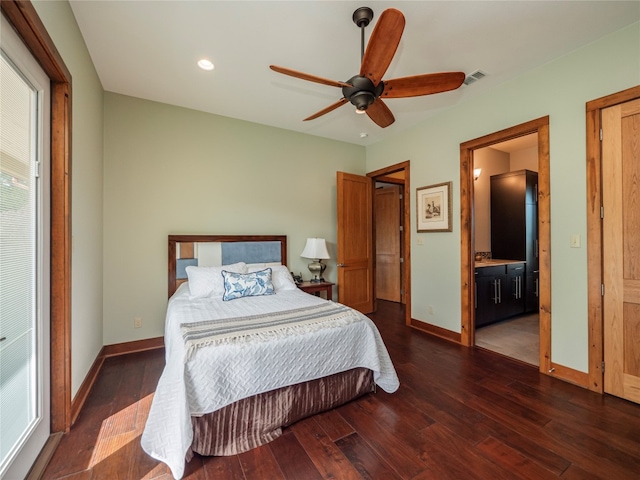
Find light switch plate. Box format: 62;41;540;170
570;234;581;248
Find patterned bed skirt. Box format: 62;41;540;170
189;368;374;457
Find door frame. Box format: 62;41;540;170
459;117;552;375
367;161;411;327
1;1;73;431
586;85;640;394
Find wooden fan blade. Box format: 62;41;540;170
304;97;349;121
366;98;395;128
360;9;405;86
270;65;352;88
382;72;466;98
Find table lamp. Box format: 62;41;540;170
300;238;330;283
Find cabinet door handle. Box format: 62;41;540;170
475;282;477;309
497;279;502;304
535;277;539;297
519;276;522;299
336;263;346;267
492;280;497;304
517;276;522;300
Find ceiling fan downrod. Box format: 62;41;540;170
352;6;374;63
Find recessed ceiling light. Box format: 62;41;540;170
197;59;214;71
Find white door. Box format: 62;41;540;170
1;13;51;478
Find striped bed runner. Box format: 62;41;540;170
181;302;361;361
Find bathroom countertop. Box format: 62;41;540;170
475;259;525;268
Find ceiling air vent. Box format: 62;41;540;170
463;70;486;86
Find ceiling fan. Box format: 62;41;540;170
269;7;466;128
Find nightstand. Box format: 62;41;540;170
297;281;334;301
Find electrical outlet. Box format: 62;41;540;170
134;316;142;328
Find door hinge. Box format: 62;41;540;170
400;257;404;263
34;161;41;178
600;206;604;219
600;128;603;141
601;361;605;372
601;284;605;296
400;289;404;295
399;194;403;200
399;225;404;232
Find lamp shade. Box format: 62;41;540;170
300;238;330;260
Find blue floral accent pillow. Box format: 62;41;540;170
222;268;275;301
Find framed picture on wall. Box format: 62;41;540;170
416;181;452;232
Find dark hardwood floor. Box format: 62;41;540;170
42;301;640;479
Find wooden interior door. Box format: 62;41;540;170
337;172;373;313
602;98;640;404
375;185;401;302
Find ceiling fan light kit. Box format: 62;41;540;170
269;7;465;128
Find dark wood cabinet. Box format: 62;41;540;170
475;266;504;327
525;270;539;312
490;170;539;313
506;263;525;318
475;262;525;327
297;281;334;301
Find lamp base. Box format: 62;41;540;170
307;259;326;283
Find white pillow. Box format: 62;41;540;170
186;262;247;299
248;264;297;291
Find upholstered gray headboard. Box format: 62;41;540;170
167;235;287;298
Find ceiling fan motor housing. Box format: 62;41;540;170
343;75;384;111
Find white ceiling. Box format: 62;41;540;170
491;134;538;154
69;1;640;146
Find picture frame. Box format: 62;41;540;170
416;181;452;232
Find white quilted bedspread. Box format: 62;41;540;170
141;284;399;479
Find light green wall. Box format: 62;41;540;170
32;1;105;396
472;147;510;253
103;93;365;344
366;22;640;372
29;0;640;384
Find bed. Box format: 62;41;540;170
141;235;399;479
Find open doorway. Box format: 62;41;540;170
367;161;411;325
374;180;404;304
459;117;552;375
472;134;539;366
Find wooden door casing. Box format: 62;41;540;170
602;98;640;404
460;117;551;377
375;186;401;302
1;0;73;433
337;172;374;313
